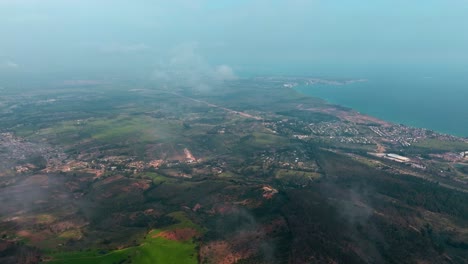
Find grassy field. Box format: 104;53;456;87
22;114;189;145
275;169;321;179
138;172;177;185
412;139;468;152
251;132;289;146
273;169;322;187
46;212;200;264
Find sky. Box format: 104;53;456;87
1;0;468;79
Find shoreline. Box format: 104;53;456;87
293;85;468;139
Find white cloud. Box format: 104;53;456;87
0;60;19;69
151;43;237;91
215;65;236;81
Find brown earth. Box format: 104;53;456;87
153;228;199;241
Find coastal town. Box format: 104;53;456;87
2;84;467;187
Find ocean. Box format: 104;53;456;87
292;68;468;137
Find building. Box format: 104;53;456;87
385;153;411;163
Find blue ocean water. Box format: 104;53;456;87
293;69;468;137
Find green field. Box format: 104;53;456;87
274;169;321;186
251;132;289;146
138;172;177;185
413;139;468;152
46;212;200;264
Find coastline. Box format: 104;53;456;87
293;84;468;139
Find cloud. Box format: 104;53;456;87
151;43;237;91
215;65;236;81
0;60;19;70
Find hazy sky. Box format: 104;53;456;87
1;0;468;78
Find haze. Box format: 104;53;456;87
2;1;468;263
1;0;468;79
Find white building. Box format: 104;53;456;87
386;153;411;163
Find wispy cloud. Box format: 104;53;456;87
215;65;236;81
0;60;19;70
151;43;237;91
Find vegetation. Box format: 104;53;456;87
1;79;468;263
412;138;468;153
47;212;199;264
